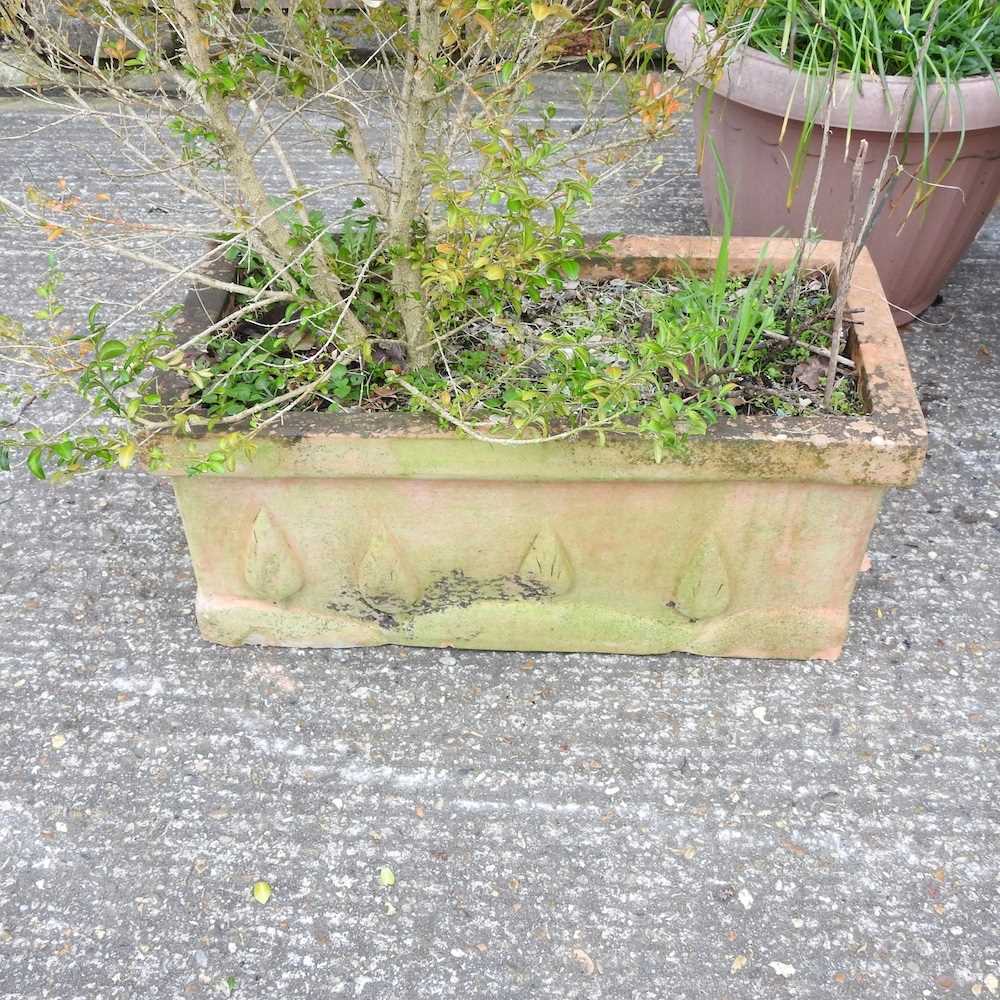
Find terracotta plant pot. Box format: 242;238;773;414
667;4;1000;325
153;236;925;660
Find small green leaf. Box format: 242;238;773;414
251;880;272;904
378;866;396;887
97;339;128;362
0;446;9;472
27;447;46;480
225;976;238;994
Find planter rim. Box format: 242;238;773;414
666;3;1000;134
155;236;926;488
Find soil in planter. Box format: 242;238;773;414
189;262;861;453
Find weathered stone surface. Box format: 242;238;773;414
0;81;998;998
243;508;305;604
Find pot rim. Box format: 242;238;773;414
155;235;926;488
666;3;1000;133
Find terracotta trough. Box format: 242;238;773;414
153;236;926;659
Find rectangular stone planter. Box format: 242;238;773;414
155;236;926;659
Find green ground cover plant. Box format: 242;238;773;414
694;0;1000;81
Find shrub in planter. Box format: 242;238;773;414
667;0;1000;325
0;0;925;659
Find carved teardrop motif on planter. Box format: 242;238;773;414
357;529;422;605
674;536;730;621
518;526;574;596
244;508;304;604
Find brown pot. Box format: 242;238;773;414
152;237;925;660
667;4;1000;325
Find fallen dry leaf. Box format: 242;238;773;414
731;955;747;973
770;962;796;978
781;839;807;857
793;355;826;390
571;948;597;976
50;734;66;749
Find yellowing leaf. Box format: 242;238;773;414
484;264;505;282
44;224;64;242
731;955;747;973
531;2;569;20
117;441;137;469
251;880;272;904
378;866;396;887
102;37;134;60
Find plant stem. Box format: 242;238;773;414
825;138;868;407
389;0;442;370
173;0;371;349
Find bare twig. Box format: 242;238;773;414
825;139;868;406
762;328;855;371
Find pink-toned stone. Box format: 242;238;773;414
152;237;926;660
